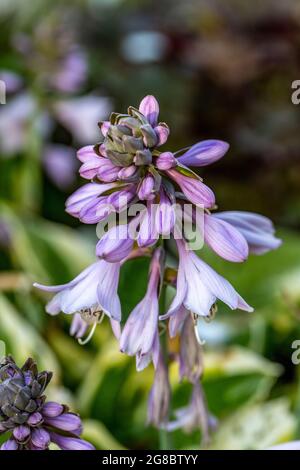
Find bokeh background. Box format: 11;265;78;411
1;0;300;450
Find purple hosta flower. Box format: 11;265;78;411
98;95;169;169
168;306;204;384
164;382;216;446
137;174;156;200
120;247;164;371
65;181;119;222
213;211;282;255
147;352;171;428
67;182;137;225
34;259;121;343
155;187;176;236
65;95;219;228
0;94;34;155
177;140;229;167
43;144;78;190
54;95;111;144
137;202;159;248
96;223;135;263
166;168;215;208
136;190;176;248
155;151;177;170
0;356;94;451
77;145;121;182
161;238;253;321
203;213;249;263
0;70;23;94
178;314;204;384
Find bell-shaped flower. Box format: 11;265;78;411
160;239;253;321
120;248;163;370
213;211;282;255
34;259;121;321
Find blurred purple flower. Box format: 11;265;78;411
0;93;49;155
49;49;87;94
54;95;111;144
43;144;78;190
0;70;23;93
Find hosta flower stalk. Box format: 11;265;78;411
34;94;282;439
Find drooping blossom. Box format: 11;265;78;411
163;382;217;446
120;247;163;371
160;238;253;322
0;356;94;451
34;259;121;343
147;352;171;427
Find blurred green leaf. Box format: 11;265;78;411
209;399;296;450
0;294;60;379
82;420;126;450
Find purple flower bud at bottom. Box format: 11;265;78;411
13;425;30;443
1;439;18;450
31;428;50;449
